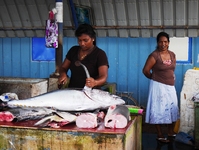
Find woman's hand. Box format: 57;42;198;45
58;58;71;87
58;73;68;86
142;55;156;79
86;77;96;88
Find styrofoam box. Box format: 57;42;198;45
0;77;48;99
179;69;199;134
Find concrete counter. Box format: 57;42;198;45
0;115;142;150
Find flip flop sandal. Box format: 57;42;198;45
168;134;176;138
168;134;176;137
156;137;170;143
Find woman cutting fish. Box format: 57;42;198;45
58;24;109;89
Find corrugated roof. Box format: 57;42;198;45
0;0;199;38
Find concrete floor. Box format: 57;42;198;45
142;132;195;150
142;120;196;150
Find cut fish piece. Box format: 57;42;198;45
104;105;130;128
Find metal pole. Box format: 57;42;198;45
68;0;78;29
54;0;63;76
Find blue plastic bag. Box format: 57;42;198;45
175;131;194;145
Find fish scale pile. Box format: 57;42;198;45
0;87;130;129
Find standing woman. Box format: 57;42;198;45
142;32;179;143
58;24;109;89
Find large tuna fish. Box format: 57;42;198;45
0;87;125;111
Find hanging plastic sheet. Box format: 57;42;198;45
45;19;58;48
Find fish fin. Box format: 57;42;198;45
52;112;65;119
34;116;53;127
34;114;64;127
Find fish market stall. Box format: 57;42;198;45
0;85;142;150
0;114;142;150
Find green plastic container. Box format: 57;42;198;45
128;108;143;114
195;102;199;149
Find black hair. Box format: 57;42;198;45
75;23;96;45
156;32;170;43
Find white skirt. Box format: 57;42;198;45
145;80;179;124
